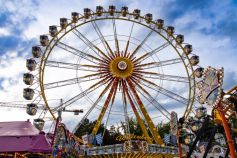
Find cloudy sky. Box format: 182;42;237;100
0;0;237;132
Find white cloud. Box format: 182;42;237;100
0;27;11;36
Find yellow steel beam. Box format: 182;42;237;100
123;81;152;144
126;78;164;145
72;135;84;144
91;78;118;135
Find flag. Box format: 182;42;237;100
164;133;170;145
170;134;177;145
95;133;103;145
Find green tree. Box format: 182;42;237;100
75;118;174;145
156;122;170;138
75;118;122;145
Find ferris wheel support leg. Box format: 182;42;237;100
123;82;152;144
126;78;164;145
218;108;236;158
91;79;118;136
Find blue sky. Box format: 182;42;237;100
0;0;237;126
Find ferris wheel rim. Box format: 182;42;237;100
37;10;197;125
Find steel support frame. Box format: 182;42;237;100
186;116;210;158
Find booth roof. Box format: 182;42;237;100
0;120;39;136
0;120;52;153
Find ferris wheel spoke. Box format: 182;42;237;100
126;78;164;145
135;58;184;69
130;77;170;120
124;22;134;57
122;80;152;143
56;41;102;64
79;72;109;79
72;29;111;61
121;81;130;135
46;60;104;72
135;75;189;105
134;41;170;64
52;75;113;111
129;29;153;59
112;19;120;54
91;21;115;58
102;78;119;139
91;78;118;136
72;78;115;133
44;73;108;90
0;102;26;109
134;71;190;83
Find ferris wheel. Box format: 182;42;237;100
23;5;203;146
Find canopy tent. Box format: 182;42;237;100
0;120;52;153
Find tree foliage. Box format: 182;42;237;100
75;117;171;145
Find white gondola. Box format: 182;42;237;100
184;44;192;55
71;12;79;22
23;73;34;85
84;8;91;19
194;67;204;78
176;34;184;44
60;18;68;28
49;25;58;37
23;88;34;100
108;5;116;16
32;46;41;58
33;118;45;131
133;9;140;19
26;58;37;71
190;55;199;66
156;19;164;29
121;6;128;17
195;107;207;119
145;13;152;23
26;103;38;116
40;35;49;46
96;6;103;16
167;26;175;36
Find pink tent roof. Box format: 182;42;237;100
0;120;39;136
0;120;52;153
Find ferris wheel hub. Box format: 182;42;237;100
117;61;127;71
109;56;134;79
